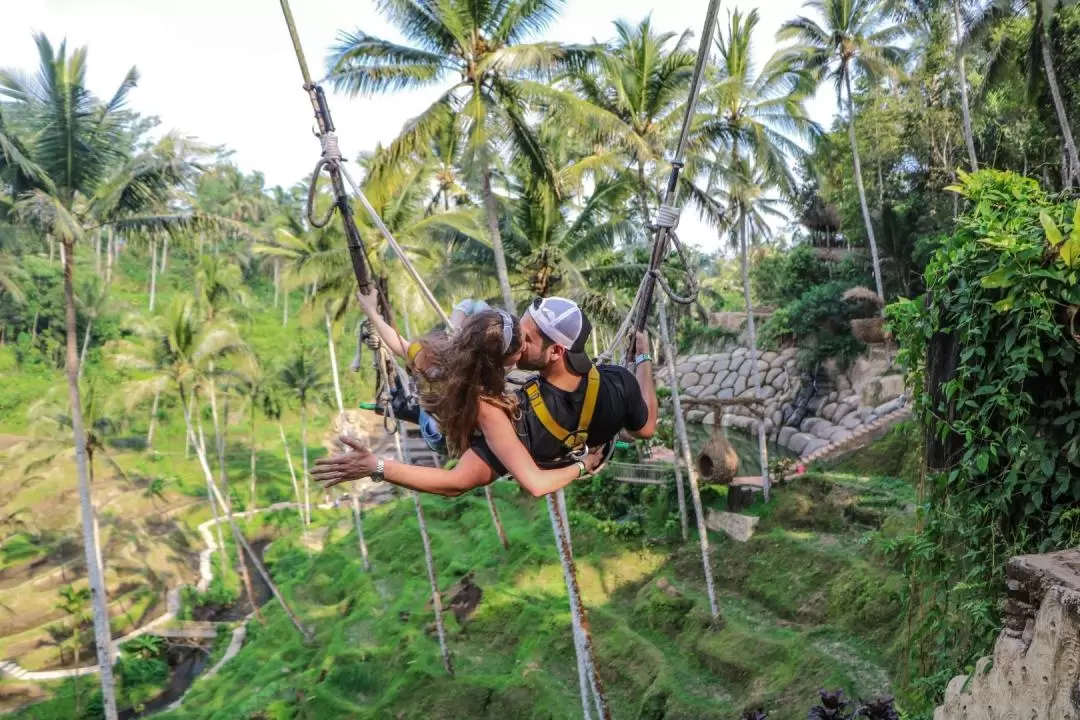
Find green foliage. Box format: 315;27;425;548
752;244;836;308
761;281;865;370
888;170;1080;710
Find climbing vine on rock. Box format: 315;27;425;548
888;170;1080;708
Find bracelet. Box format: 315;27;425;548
372;458;385;482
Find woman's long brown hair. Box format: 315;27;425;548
422;310;522;455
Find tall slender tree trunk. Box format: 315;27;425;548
844;71;886;312
249;406;258;512
94;231;101;277
636;160;653;227
300;404;311;526
78;319;92;380
739;210;769;500
282;289;289;327
326;309;370;564
193;396;230;574
481;164;515;314
1041;32;1080;185
273;259;280;308
953;0;979;171
48;233;55;263
147;389;160;451
207;370;231;504
105;228;114;286
160;234;169;276
657;294;719;620
183;401;304;637
148;238;158;312
60;239;66;268
278;423;305;525
62;239;119;720
390;421;452;675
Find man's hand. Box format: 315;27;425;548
312;435;377;489
356;286;379;316
634;331;650;356
583;446;606;475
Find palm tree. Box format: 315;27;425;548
233;356;269;511
75;275;111;379
560;17;696;225
965;0;1080;184
0;37;218;718
779;0;905;309
55;584;92;712
259;378;306;526
326;0;579;313
952;0;981;170
279;342;330;526
110;297;242;572
110;297;303;633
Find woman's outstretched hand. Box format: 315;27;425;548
356;286;379;317
312;435;377;489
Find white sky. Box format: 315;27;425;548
2;0;839;251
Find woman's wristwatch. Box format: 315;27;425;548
575;460;587;477
372;458;385;482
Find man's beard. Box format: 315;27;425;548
517;354;546;371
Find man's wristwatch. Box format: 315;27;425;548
633;353;652;368
372;458;385;482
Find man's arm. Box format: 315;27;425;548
628;331;658;439
356;287;409;360
313;437;496;497
476;402;600;497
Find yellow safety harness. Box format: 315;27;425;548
406;340;423;367
523;366;600;454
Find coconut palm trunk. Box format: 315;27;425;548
160;234;169;276
146;389;160;450
326;308;370;565
190;395;229;574
739;210;769;500
844;70;886;311
78;318;92;380
481;165;515;313
148;238;158;312
182;399;304;637
61;239;119;720
278;423;305;525
300;403;311;526
953;0;979;171
249;403;258;511
1040;33;1080;185
104;229;114;286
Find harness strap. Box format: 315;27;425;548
524;367;600;452
406;340;423;367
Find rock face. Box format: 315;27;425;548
658;343;908;458
935;549;1080;720
705;508;760;542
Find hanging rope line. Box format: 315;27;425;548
628;0;722;345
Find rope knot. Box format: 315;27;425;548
320;133;342;163
655;204;680;230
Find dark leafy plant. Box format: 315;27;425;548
808;689;851;720
854;696;899;720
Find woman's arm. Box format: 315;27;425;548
312;437;495;497
356;287;409;360
476;402;596;497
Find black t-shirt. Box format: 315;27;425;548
472;365;649;476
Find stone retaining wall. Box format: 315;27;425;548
657;343;907;459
